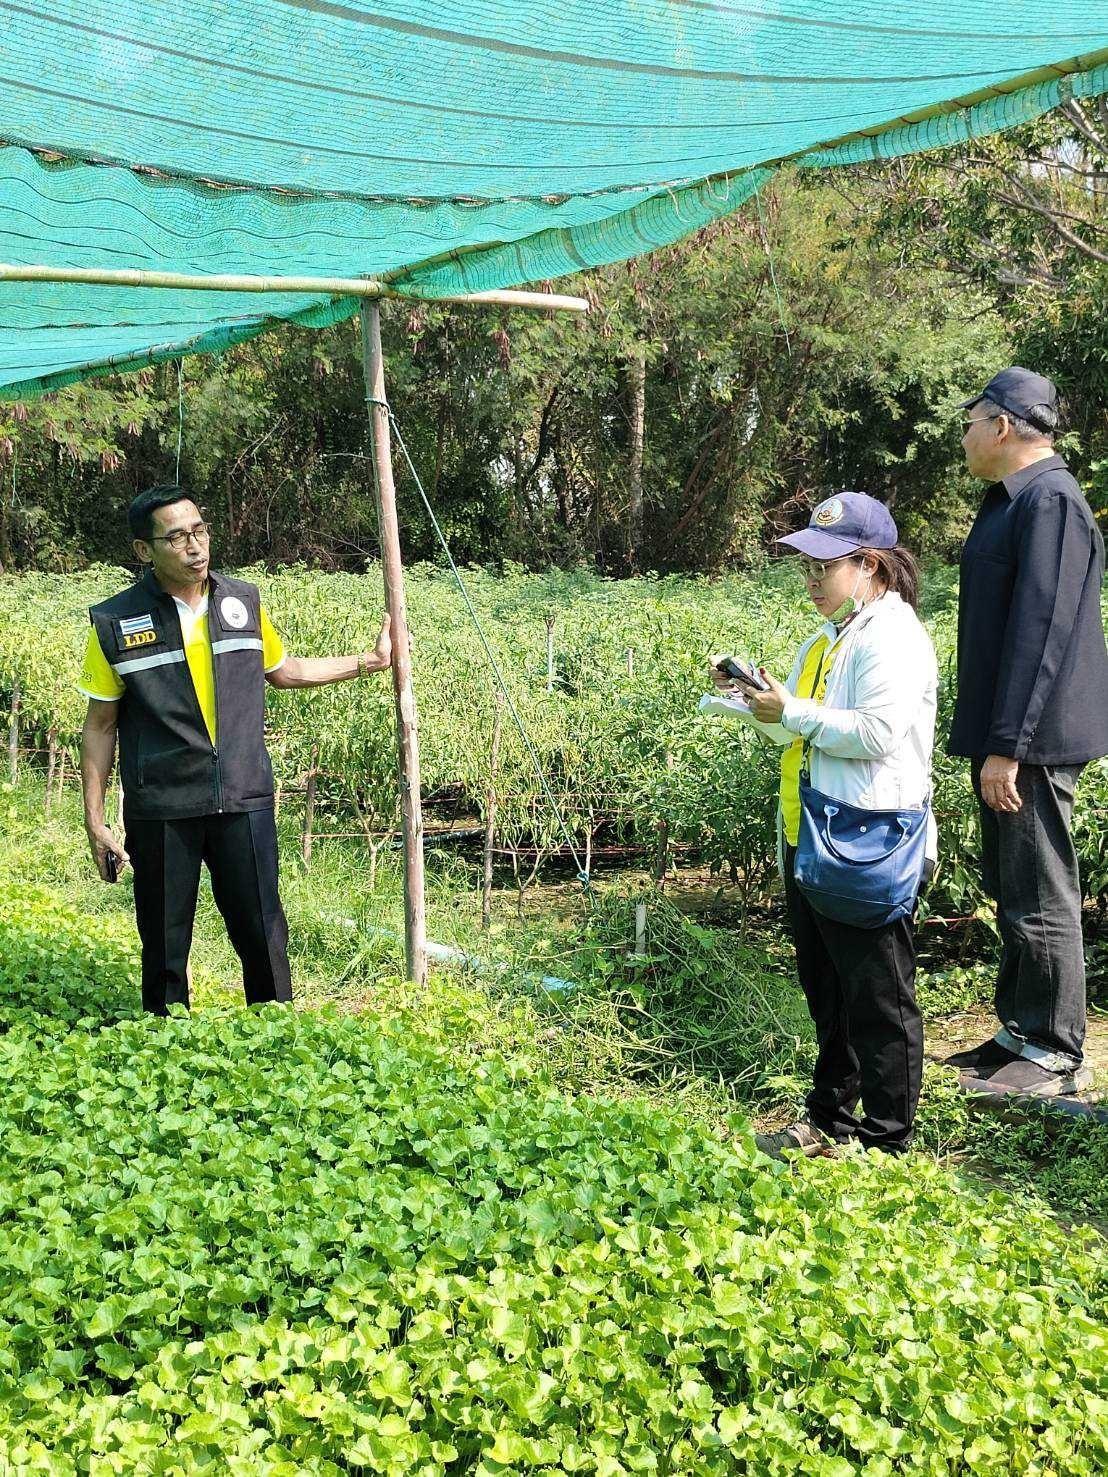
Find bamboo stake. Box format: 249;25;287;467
0;262;589;314
7;683;18;782
301;745;318;867
45;728;57;813
627;344;646;568
361;305;427;986
545;616;556;694
481;693;504;931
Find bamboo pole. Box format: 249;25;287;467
361;305;427;986
7;683;18;782
0;263;589;314
301;745;319;867
45;728;57;813
481;693;504;931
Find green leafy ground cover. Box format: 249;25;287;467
2;877;1108;1476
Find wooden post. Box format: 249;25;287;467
633;899;648;959
361;305;427;986
627;344;646;569
301;753;318;867
45;728;57;813
545;616;556;694
7;683;18;782
481;693;504;931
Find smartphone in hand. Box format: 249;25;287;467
716;656;769;694
104;850;119;884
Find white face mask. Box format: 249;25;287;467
828;561;872;625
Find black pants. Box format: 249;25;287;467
125;809;292;1015
783;846;923;1151
972;759;1086;1070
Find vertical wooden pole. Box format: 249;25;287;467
361;306;427;985
481;692;504;931
545;616;556;694
45;728;57;813
627;344;646;569
301;744;318;867
7;683;19;782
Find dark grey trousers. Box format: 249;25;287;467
971;760;1086;1070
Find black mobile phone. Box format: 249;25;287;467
105;850;119;884
717;656;768;693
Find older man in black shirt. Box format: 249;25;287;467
946;368;1108;1098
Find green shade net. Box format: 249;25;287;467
1;1;1106;398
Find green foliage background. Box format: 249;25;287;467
2;563;1105;927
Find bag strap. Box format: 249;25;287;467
798;642;832;782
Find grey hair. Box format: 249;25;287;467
980;397;1057;444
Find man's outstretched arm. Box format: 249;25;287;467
266;614;392;690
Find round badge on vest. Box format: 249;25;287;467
220;596;249;629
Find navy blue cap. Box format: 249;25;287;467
957;366;1058;431
776;491;898;561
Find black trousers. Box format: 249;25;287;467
125;809;292;1015
971;759;1086;1069
783;846;923;1151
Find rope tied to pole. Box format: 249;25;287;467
366;394;591;896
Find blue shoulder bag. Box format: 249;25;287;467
794;768;930;929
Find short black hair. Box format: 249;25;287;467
128;485;194;542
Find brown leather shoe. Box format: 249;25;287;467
962;1058;1093;1100
943;1038;1018;1077
754;1121;839;1160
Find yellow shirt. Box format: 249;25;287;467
779;634;837;846
79;597;285;744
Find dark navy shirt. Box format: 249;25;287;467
948;454;1108;764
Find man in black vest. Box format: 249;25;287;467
945;369;1108;1099
79;484;392;1014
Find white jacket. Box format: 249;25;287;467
700;591;938;859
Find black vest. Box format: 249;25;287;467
89;569;275;820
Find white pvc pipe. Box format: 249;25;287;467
330;914;575;994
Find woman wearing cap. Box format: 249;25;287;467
703;492;937;1157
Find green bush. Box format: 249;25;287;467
1;565;1105;928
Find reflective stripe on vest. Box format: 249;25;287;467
112;649;188;676
211;637;263;656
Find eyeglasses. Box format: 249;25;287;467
150;521;212;551
799;555;852;581
962;414;1001;428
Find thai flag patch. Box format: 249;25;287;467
118;613;154;637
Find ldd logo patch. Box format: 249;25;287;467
122;630;158;650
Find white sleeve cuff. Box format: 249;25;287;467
77;686;120;702
264;654;287;674
780;694;817;732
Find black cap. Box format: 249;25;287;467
958;366;1058;432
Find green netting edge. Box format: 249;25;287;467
799;59;1108;168
0;295;361;403
391;170;771;297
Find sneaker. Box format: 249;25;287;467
961;1057;1094;1100
754;1121;839;1160
943;1038;1019;1077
